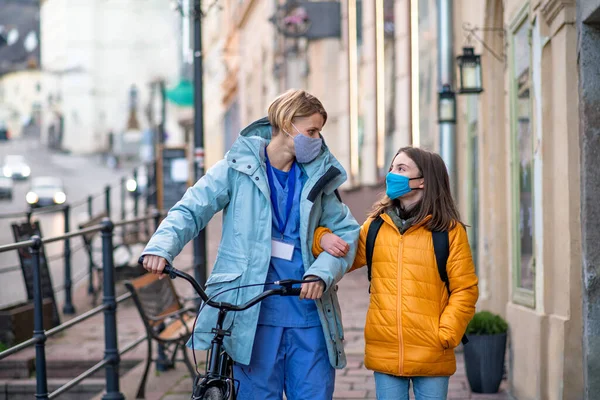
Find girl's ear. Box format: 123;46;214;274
418;178;425;189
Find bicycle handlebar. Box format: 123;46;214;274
138;256;320;312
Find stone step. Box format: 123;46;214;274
0;378;105;400
0;358;141;379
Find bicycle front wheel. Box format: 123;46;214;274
202;386;224;400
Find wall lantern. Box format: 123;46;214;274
438;84;457;124
456;23;506;94
457;47;483;94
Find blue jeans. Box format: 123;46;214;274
374;372;449;400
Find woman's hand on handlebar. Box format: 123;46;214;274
142;255;168;279
300;275;325;300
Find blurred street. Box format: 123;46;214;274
0;136;138;308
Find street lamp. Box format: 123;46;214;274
438;84;457;124
127;84;140;130
457;46;483;94
129;84;138;110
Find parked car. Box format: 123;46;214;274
26;177;66;208
2;155;31;180
0;176;13;200
0;122;9;141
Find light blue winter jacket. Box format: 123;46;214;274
142;117;360;368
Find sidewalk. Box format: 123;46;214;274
157;263;512;400
1;214;513;399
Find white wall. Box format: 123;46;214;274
0;70;44;138
41;0;181;153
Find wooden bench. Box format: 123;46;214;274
124;273;197;399
79;213;147;305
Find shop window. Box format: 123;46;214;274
510;8;535;307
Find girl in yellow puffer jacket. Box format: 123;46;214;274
313;147;478;400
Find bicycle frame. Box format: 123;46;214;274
188;307;233;399
208;308;233;378
138;257;320;399
191;308;236;400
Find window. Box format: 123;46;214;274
466;96;479;271
510;9;535;306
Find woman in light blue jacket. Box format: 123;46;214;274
142;89;360;400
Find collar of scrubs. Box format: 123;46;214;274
265;151;296;236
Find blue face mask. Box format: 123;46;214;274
284;123;323;164
385;172;423;200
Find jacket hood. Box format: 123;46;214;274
227;117;348;194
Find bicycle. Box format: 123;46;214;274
138;256;320;400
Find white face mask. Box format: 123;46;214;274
284;123;323;163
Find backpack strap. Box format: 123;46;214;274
432;230;469;345
366;216;384;292
432;231;450;294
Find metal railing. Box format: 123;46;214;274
0;211;162;400
0;162;158;314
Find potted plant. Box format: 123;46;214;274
463;310;508;393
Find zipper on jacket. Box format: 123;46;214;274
397;236;404;375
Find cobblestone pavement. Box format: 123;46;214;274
160;249;512;400
1;211;513;399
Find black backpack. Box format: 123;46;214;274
365;215;468;345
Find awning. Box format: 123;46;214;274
166;80;193;107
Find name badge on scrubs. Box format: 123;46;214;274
271;239;294;261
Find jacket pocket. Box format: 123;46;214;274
211;246;248;275
202;252;247;333
205;272;244;286
196;270;244;335
437;323;451;350
204;259;244;300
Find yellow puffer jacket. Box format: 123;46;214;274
313;214;478;377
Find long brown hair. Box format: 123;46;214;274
369;146;463;231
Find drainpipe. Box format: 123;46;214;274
437;0;457;197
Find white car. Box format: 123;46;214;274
2;155;31;180
26;177;66;208
0;176;13;200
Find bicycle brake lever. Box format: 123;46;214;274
163;265;177;280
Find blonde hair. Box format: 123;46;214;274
267;89;327;134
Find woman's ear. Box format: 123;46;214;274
418;178;425;189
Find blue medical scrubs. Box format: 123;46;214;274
232;155;335;400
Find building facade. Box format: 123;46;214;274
577;0;600;397
0;0;42;139
200;0;413;187
40;0;181;154
197;1;597;398
451;1;582;399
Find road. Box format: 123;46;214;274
0;137;147;309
